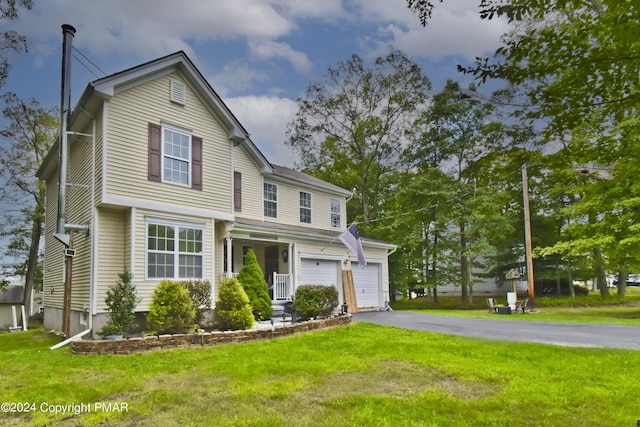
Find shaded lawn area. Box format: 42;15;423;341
2;323;640;426
392;292;640;325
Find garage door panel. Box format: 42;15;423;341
351;263;380;307
301;259;339;287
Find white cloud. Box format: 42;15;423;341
248;39;312;73
224;95;300;167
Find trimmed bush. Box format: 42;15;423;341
99;270;140;337
236;248;273;320
181;280;212;324
215;277;254;330
293;285;339;321
147;280;196;334
573;284;590;296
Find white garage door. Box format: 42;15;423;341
300;259;340;287
351;263;380;308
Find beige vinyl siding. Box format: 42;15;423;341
94;105;104;206
263;180;346;232
42;173;64;308
95;207;127;312
105;72;232;212
131;208;214;311
233;145;263;219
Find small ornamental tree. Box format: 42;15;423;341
293;285;339;321
214;277;254;330
181;280;212;325
236;249;273;320
99;270;140;337
146;280;195;334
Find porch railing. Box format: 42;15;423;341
273;273;292;301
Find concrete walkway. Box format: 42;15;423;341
352;310;640;349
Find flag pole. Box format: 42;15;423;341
321;221;358;252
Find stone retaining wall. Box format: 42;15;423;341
70;315;351;355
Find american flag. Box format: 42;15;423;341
339;224;367;268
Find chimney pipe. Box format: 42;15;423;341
55;24;76;247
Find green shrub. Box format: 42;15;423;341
214;278;254;330
236;249;273;320
147;280;196;334
99;270;140;337
573;284;590;296
293;285;339;321
180;280;212;324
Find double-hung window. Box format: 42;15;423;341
299;191;312;224
264;182;278;218
147;222;203;279
163;127;191;186
330;198;341;228
148;123;202;190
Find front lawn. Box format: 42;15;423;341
2;323;640;426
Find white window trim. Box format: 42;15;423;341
330;198;342;228
145;218;205;280
263;181;278;219
161;124;192;188
299;190;312;224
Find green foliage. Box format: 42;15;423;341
573;284;590;296
214;277;254;330
292;285;339;320
236;249;273;320
147;280;195;334
180;280;211;324
99;270;140;337
286;48;431;223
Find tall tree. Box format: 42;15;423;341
409;0;640;297
0;94;58;317
405;80;502;302
0;0;33;88
286;49;431;225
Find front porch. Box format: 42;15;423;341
224;271;293;302
222;238;295;303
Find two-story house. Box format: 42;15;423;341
37;51;395;338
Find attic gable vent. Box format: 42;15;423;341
170;80;186;105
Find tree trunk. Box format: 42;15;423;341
22;196;45;323
593;247;609;297
460;221;468;301
567;259;575;297
432;233;438;304
617;268;628;297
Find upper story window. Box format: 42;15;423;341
147;222;203;279
148;123;202;190
163;127;191;186
330;198;341;228
264;182;278;218
299;191;312;224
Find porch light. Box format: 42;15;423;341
341;303;348;315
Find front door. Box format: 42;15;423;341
264;246;279;293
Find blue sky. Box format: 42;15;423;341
0;0;508;167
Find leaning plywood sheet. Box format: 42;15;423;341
342;269;358;313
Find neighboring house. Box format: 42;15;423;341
0;285;24;328
37;51;395;338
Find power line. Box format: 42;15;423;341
72;47;107;79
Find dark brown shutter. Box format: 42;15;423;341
191;136;202;190
234;171;242;212
148;123;162;182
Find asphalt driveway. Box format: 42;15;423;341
352;310;640;349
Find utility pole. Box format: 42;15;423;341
522;163;535;301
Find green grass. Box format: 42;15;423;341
391;288;640;325
2;322;640;426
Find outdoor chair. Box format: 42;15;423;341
486;298;498;313
516;298;529;314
